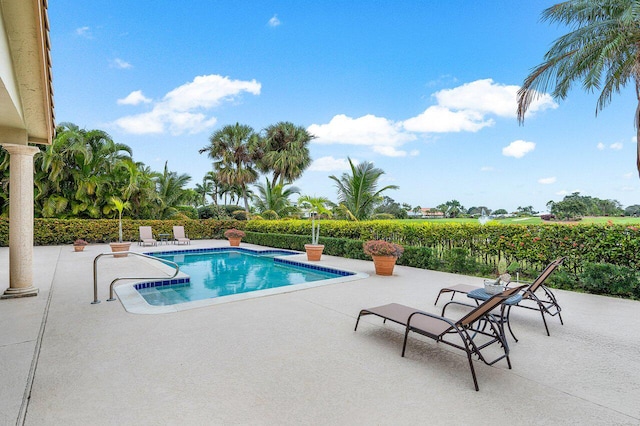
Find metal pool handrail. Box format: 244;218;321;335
92;251;180;304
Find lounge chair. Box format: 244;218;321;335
355;286;526;391
138;226;157;246
173;226;190;245
434;257;565;336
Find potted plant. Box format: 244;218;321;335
363;240;404;276
484;259;512;294
109;197;132;257
224;228;245;246
304;218;324;261
73;239;88;252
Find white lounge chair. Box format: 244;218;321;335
173;226;190;245
139;226;157;246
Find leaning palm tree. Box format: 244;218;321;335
260;122;315;186
517;0;640;177
252;179;301;218
329;158;398;220
199;123;261;211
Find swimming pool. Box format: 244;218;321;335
114;247;367;314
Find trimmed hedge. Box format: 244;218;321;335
2;218;639;299
0;218;242;246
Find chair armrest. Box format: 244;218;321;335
441;300;476;317
407;310;457;330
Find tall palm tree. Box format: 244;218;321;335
517;0;640;177
199;123;261;211
252;178;300;217
329;158;398;220
260;122;315;186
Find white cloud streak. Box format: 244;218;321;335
117;90;152;106
268;15;281;27
538;177;556;184
113;74;261;135
308;156;355;172
307;79;558;157
503;140;536;158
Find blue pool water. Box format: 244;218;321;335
135;248;351;306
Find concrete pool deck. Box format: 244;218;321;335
1;240;639;425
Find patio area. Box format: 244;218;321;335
1;240;639;425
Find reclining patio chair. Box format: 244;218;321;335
434;257;565;336
138;226;157;247
173;226;190;245
354;286;526;391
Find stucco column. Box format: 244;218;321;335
1;144;39;298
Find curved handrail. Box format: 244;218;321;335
92;251;180;304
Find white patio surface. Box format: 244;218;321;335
1;240;639;425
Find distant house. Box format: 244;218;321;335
420;208;444;218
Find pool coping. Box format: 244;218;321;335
114;246;368;314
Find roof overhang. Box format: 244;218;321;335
0;0;54;145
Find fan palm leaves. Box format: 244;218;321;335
329;158;398;220
200;123;261;211
517;0;640;176
260;122;315;186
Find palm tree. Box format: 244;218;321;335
154;161;192;219
108;197;131;243
260;122;315;186
517;0;640;177
329;158;398;220
199;123;261;211
297;195;334;217
252;178;301;218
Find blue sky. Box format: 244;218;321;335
49;1;639;213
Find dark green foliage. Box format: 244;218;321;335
232;210;249;220
443;247;478;274
397;246;438;270
197;205;232;219
580;262;640;298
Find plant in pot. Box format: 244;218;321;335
363;240;404;276
73;239;88;252
224;228;245;246
304;218;324;261
484;259;512;294
109;197;132;257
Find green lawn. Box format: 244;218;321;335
391;216;640;225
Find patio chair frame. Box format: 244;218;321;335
355;286;525;391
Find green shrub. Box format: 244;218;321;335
579;262;640;298
232;210;249;221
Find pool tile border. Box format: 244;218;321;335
115;246;367;314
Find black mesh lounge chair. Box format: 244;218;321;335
514;257;565;336
354;286;526;391
434;257;565;336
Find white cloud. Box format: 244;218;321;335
610;142;623;150
502;140;535;158
308;156;354;172
402;106;493;133
480;166;494;172
434;78;557;118
403;79;557;134
268;15;281;27
75;26;91;38
538;177;556;184
111;58;132;69
556;189;581;196
409;150;420;156
597;142;605;150
113;74;261;135
117;90;152;105
308;114;416;157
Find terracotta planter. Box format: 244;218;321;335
109;242;131;258
73;245;85;252
304;244;324;261
371;255;397;276
228;237;241;247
